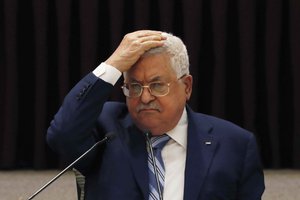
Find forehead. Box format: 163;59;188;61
125;53;176;82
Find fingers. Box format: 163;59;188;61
138;34;165;44
105;30;167;72
126;30;166;54
130;35;165;54
135;30;164;38
125;30;166;45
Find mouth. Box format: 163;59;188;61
138;108;159;113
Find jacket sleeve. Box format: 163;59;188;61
46;72;114;164
237;134;265;199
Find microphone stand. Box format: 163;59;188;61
27;133;114;200
145;132;163;200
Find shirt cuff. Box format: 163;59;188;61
93;62;122;85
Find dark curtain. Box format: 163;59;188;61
0;0;299;169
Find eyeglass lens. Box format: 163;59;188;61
123;82;169;97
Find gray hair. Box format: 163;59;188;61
123;32;190;78
143;32;190;78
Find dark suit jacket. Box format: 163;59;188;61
47;72;265;200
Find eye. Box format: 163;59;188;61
129;83;141;92
150;82;166;92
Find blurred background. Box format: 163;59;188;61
0;0;299;170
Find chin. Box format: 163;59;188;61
137;123;169;136
136;121;159;133
133;115;169;134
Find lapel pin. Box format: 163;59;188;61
205;141;212;145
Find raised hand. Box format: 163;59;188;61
105;30;166;72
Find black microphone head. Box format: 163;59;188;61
144;131;152;140
105;132;116;140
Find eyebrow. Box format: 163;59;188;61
128;76;164;83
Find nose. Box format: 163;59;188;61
140;86;155;104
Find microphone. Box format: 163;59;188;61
27;132;115;200
145;131;163;200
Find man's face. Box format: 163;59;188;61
124;53;192;135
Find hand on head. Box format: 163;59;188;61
105;30;166;72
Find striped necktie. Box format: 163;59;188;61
148;134;170;200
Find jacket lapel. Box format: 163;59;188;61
184;108;219;200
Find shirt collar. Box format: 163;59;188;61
166;107;188;149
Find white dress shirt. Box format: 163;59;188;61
163;108;187;200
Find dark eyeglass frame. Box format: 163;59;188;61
121;75;186;98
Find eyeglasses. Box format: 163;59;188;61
121;76;186;98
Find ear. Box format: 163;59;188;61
182;75;193;100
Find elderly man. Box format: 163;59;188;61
47;30;265;200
